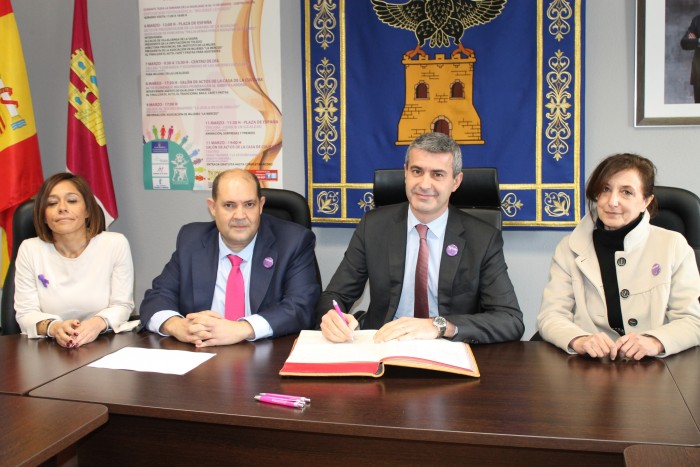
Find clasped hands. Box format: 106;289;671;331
163;311;254;347
50;317;106;349
320;309;439;343
569;332;665;360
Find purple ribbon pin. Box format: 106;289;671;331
651;263;661;276
38;274;49;288
445;244;458;257
263;257;274;269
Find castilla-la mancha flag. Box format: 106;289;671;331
0;0;43;284
67;0;117;225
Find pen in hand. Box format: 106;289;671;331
332;300;349;326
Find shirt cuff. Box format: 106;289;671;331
148;310;182;335
243;314;272;341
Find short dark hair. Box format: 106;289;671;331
405;132;463;177
585;153;658;217
211;169;261;200
34;173;105;242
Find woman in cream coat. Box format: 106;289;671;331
537;153;700;359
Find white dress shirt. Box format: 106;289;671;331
394;207;449;319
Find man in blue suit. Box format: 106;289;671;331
140;169;320;347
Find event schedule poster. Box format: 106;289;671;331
139;0;283;190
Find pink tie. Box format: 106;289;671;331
225;255;245;321
414;224;429;319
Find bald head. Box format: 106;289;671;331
212;169;261;201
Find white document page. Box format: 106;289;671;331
88;347;215;375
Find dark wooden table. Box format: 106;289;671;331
0;331;145;395
624;444;700;466
664;346;700;430
27;334;700;466
0;394;107;467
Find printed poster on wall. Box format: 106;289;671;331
139;0;283;190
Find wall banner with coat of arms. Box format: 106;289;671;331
303;0;585;229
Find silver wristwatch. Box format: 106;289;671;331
432;316;447;338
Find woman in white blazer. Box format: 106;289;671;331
14;173;134;348
538;153;700;359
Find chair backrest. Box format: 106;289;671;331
373;167;502;230
1;199;36;335
260;187;320;284
261;188;311;229
650;185;700;268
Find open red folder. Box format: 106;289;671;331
280;330;480;378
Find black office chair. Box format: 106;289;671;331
261;188;312;229
650;186;700;269
373;167;502;230
260;187;321;284
1;199;36;335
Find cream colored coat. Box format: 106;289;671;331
537;211;700;356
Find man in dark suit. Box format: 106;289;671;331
140;169;320;347
318;133;523;344
681;14;700;103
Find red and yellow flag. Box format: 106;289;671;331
0;0;43;284
67;0;117;225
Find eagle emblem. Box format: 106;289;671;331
371;0;507;58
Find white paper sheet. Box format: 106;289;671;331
88;347;215;375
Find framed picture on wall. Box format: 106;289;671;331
636;0;700;126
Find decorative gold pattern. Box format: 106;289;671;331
544;50;572;161
316;190;340;214
544;191;571;217
547;0;572;41
501;193;523;218
314;58;339;162
358;192;374;212
313;0;336;50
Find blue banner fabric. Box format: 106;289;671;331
303;0;585;229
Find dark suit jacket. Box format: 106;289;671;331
316;203;524;344
140;214;320;337
681;15;700;87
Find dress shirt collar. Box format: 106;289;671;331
407;206;449;239
217;232;257;263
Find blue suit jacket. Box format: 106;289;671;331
140;214;320;337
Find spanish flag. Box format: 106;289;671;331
67;0;118;226
0;0;43;284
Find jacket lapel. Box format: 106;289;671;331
437;206;466;310
570;215;605;301
249;216;275;314
386;204;409;321
192;224;219;311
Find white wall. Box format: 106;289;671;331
11;1;699;338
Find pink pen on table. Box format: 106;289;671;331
258;393;311;403
254;395;306;408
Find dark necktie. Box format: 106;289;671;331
414;224;429;318
225;254;245;320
